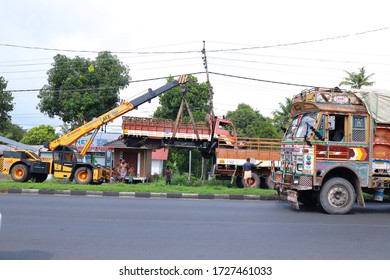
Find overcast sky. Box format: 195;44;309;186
1;0;390;133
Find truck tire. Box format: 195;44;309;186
242;173;261;188
319;178;355;215
74;167;93;184
263;175;275;189
11;164;31;182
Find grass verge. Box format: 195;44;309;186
0;177;277;196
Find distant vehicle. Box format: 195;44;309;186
120;114;237;153
214;137;281;188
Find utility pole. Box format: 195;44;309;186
201;41;214;182
202;40;214;116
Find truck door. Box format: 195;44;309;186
329;114;346;142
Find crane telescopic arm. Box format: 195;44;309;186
45;74;188;153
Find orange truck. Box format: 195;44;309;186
120;114;237;158
272;87;390;214
214;137;281;188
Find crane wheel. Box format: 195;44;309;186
74;167;93;184
11;164;31;182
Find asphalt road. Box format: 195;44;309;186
1;194;390;260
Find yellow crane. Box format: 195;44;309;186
0;75;188;184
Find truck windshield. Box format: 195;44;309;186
285;112;317;140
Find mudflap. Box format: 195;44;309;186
286;190;300;210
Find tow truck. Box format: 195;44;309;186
0;75;188;184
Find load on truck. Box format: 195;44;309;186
0;75;188;184
214;137;281;188
120;114;237;156
272;87;390;214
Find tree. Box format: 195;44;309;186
153;75;210;122
0;76;14;131
37;51;130;129
226;103;280;138
0;121;26;142
272;97;292;133
339;66;375;89
20;125;59;145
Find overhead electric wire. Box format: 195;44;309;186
1;26;388;54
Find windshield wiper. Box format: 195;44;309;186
304;123;312;146
305;122;324;145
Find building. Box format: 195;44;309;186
104;138;170;182
151;148;169;176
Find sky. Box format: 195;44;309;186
1;0;390;133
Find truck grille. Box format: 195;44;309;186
299;176;313;187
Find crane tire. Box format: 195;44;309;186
11;164;31;182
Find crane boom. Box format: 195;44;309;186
46;74;188;151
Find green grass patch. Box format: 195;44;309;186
0;175;276;196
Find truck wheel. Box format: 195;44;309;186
319;178;355;215
264;175;275;189
11;164;31;182
74;167;93;184
242;173;261;188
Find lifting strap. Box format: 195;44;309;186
170;96;200;144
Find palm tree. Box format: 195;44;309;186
272;97;292;133
339;67;375;89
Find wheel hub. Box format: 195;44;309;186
328;186;348;207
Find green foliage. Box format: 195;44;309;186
0;76;14;131
167;149;211;179
153;75;210;122
0;121;26;141
272;97;292;133
339;66;375;89
227;103;281;138
20;125;59;145
37;51;130;128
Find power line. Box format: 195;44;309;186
208;72;315;88
207;26;390;52
8;71;313;95
1;26;388;54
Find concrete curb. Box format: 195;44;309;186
4;188;279;201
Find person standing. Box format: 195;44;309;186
119;159;128;183
165;166;172;185
243;158;256;188
128;165;135;184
